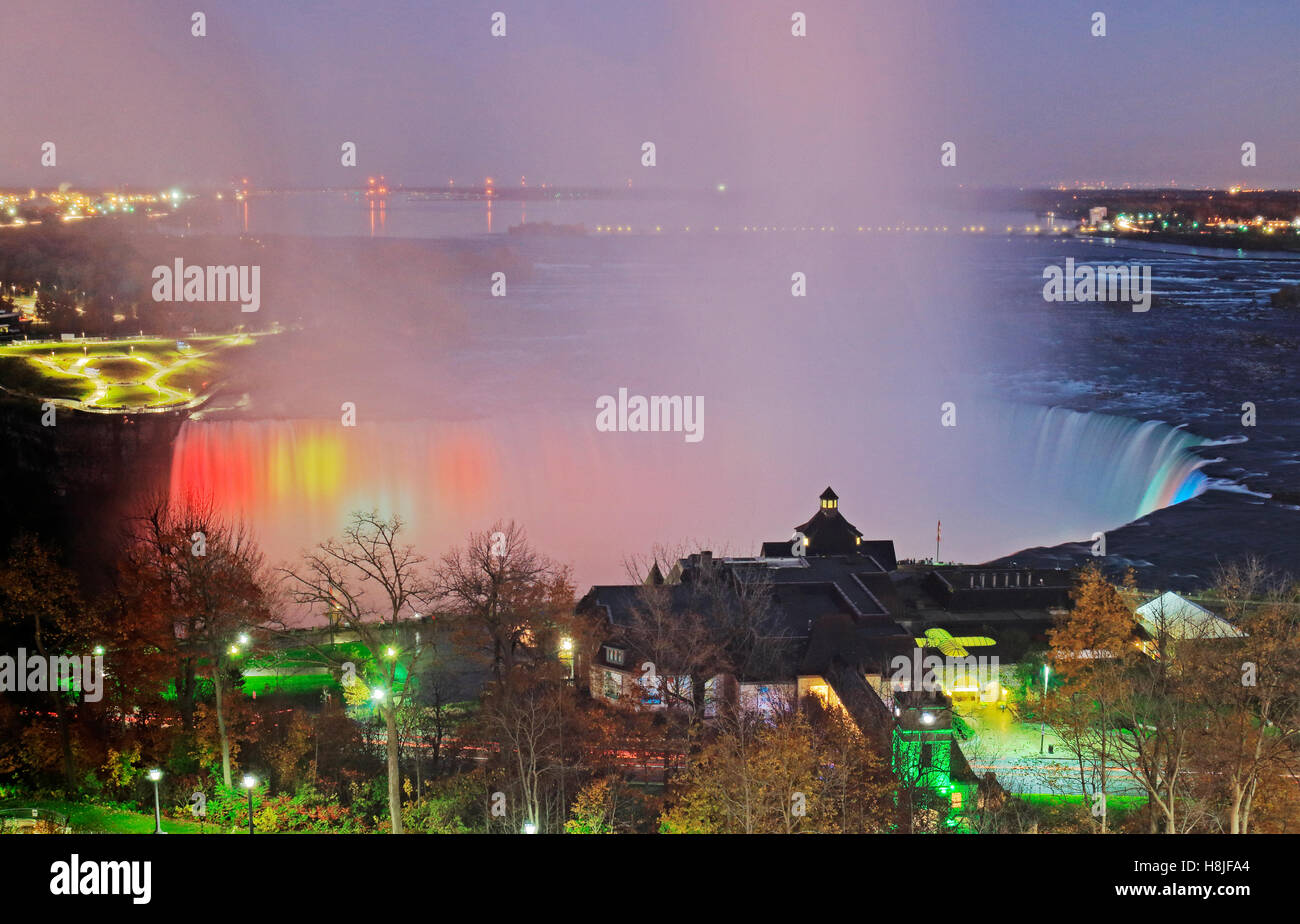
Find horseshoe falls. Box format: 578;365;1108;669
990;403;1210;522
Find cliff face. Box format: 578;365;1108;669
0;396;181;590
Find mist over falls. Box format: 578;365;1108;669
154;228;1245;586
167;403;1212;591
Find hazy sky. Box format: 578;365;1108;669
4;0;1299;192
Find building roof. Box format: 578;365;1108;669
577;491;1081;686
1135;591;1244;639
793;509;864;557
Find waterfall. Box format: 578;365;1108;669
168;418;500;565
1005;404;1209;521
166;403;1215;581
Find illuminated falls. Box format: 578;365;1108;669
998;404;1210;520
168;418;499;565
167;405;1214;577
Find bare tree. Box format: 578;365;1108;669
119;493;275;788
479;672;565;833
436;521;571;679
620;551;784;727
1185;559;1300;833
281;510;434;834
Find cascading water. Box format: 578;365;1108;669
168;418;501;568
994;403;1210;521
167;403;1214;583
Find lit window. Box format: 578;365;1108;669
604;646;625;666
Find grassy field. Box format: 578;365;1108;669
243;670;337;697
0;334;258;409
0;798;210;834
241;641;386;698
1021;793;1146;808
0;355;92;399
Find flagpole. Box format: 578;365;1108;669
936;520;941;564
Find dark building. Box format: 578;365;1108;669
0;307;28;341
576;488;1075;732
758;486;898;569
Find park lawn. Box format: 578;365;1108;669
243;671;336;697
1021;793;1146;808
0;334;260;407
0;355;93;400
0;798;209;834
1020;791;1146;828
241;640;420;698
2;336;222;362
92;356;151;380
101;383;161;406
257;641;374;667
36;343;149;360
157;356;219;393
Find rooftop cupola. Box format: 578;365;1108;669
795;487;864;555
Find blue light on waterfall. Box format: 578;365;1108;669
1172;471;1207;505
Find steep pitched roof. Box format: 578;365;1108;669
1136;591;1244;639
794;505;864;556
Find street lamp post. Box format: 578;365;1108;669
147;769;164;834
242;774;257;834
1039;663;1050;754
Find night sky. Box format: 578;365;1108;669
3;0;1298;192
